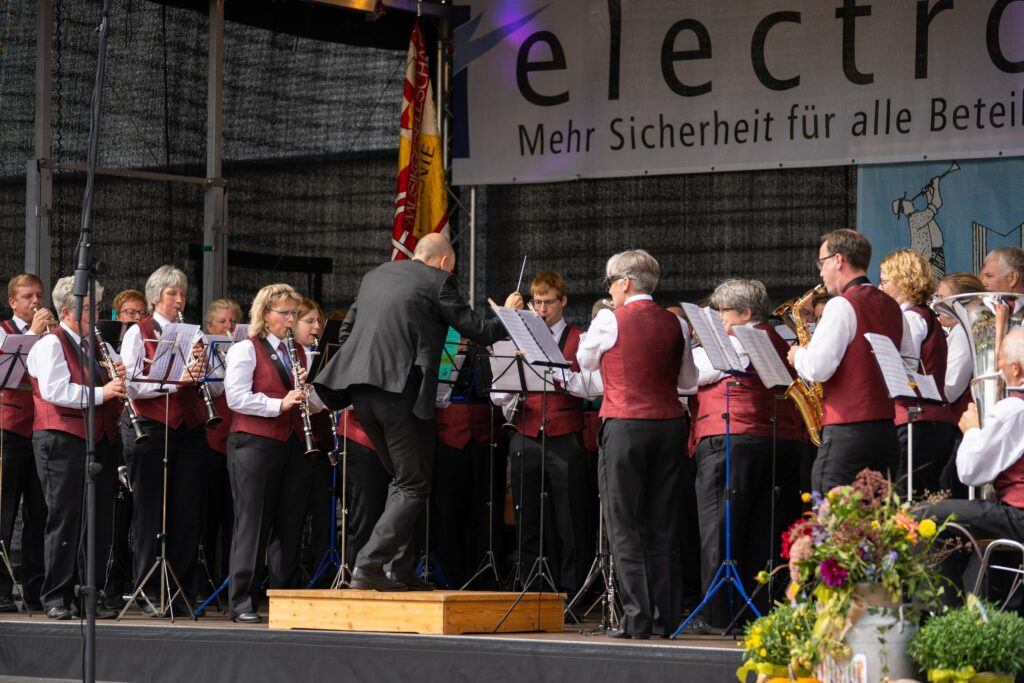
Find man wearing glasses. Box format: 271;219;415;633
494;272;600;601
578;249;697;640
787;229;912;492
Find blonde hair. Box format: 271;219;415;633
7;273;44;300
298;298;323;322
249;284;301;338
880;249;936;305
205;298;243;327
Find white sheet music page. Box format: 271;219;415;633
232;324;250;342
488;340;552;392
863;332;918;400
681;303;743;372
912;371;943;402
732;325;792;389
490;305;569;368
705;308;744;369
147;323;198;384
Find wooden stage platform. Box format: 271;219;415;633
0;594;744;682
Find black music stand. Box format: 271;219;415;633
0;334;39;616
117;328;199;622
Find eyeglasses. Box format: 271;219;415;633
816;253;837;269
531;298;561;307
602;274;626;289
268;308;300;318
118;308;145;318
878;277;890;286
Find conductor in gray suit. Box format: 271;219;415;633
314;233;516;591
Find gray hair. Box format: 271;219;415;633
52;275;104;314
145;265;188;310
986;247;1024;279
709;279;771;322
1003;328;1024;366
605;249;660;294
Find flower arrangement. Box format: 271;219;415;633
736;603;817;682
776;469;953;670
908;595;1024;682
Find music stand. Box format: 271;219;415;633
310;410;342;588
863;333;945;503
488;305;572;632
672;305;762;638
117;328;198;622
0;333;39;615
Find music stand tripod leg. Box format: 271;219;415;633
461;406;504;591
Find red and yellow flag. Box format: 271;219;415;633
391;21;449;261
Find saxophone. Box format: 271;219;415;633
772;285;826;446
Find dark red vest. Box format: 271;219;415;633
132;317;208;430
821;285;904;426
895;306;954;425
230;338;307;442
338;410;375;451
994;396;1024;509
206;392;233;455
692;323;804;442
950;387;973;422
0;319;34;437
436;402;492;449
30;328;120;444
518;325;585;438
582;408;601;452
600;300;685;420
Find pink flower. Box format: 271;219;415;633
819;558;849;587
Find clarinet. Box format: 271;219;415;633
606;551;620;630
326;410;340;467
285;329;320;458
176;311;222;427
95;328;150;444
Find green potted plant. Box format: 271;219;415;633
908;596;1024;683
736;602;820;683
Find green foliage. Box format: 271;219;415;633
908;598;1024;674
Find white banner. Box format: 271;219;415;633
451;0;1024;186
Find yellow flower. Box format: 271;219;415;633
919;518;937;538
801;492;812;503
759;648;768;658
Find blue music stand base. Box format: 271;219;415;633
194;577;229;617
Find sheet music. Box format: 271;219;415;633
142;323;198;384
488;340;555;392
0;334;40;390
681;303;743;372
863;332;920;400
731;325;793;389
490;305;570;368
231;324;250;342
912;371;943;402
206;336;232;380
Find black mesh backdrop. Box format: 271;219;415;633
1;0;856;326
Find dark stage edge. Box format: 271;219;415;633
0;620;743;682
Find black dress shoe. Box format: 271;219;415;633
605;627;631;639
232;611;262;624
386;572;435;591
46;606;73;620
350;568;408;592
0;596;17;613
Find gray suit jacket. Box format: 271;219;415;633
314;259;505;419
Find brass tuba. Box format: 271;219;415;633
772;285;826;446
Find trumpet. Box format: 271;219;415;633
95;328;150;444
31;306;57;334
285;328;320;458
176;311;222;427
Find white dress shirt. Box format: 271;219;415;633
956;395;1024;485
792;287;915;383
8;316;35;336
944;323;973;403
490;317;603;417
901;303;927;370
577;294;698;391
225;333;324;418
26;322;107;408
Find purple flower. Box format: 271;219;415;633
819;558;849;587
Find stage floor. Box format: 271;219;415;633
0;608;744;682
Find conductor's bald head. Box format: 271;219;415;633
413;233;456;273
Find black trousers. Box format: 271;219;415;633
227;432;314;616
677;445;702;608
351;382;435;577
940;430;970;499
102;445;133;600
896;420;957;499
306;452;335;586
344;440;390;569
509;431;593;595
811;420;899;493
196;449;233;591
922;498;1024;606
599;417;687;638
0;430;46;603
32;430;115;610
122;415;207;601
694;434;803;627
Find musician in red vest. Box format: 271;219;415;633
921;327;1024;605
224;283;324;623
578;249;697;640
0;273;51;613
878;250;957;498
692;279;805;628
494;272;598;597
788;229;914;493
25;276;124;620
120;265;217;614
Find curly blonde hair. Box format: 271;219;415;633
248;284;301;339
880;249;936;305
